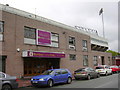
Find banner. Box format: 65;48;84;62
22;51;65;58
36;29;51;46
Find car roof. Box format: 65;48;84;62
96;65;108;67
48;69;68;71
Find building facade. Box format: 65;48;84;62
0;4;112;77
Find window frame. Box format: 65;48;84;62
82;40;88;51
51;32;59;48
24;26;36;39
83;55;88;66
69;36;76;50
69;54;76;61
0;21;4;33
93;56;98;66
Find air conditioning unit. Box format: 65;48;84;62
82;47;88;51
69;45;75;49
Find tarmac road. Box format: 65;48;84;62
16;73;119;89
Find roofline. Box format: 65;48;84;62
0;4;108;43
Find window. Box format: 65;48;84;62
93;56;98;66
83;55;88;66
0;21;4;33
51;33;59;47
70;54;76;60
0;73;5;78
69;36;75;50
108;57;111;65
82;40;88;51
55;70;61;75
61;70;68;74
24;26;36;39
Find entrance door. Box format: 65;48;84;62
101;56;105;65
0;56;7;73
24;58;60;76
24;59;47;76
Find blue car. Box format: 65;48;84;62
31;69;72;87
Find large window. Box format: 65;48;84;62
108;57;111;65
24;26;36;39
83;55;88;66
69;54;76;60
93;56;98;66
82;40;88;51
51;33;59;47
0;21;4;33
69;36;75;50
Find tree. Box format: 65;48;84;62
106;50;120;56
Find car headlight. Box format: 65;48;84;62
31;79;33;80
39;78;44;81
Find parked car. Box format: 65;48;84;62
31;69;72;87
0;72;18;90
74;67;100;80
95;65;112;76
110;65;120;73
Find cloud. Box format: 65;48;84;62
0;0;118;51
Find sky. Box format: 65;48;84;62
0;0;119;52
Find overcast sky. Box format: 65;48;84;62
1;0;119;52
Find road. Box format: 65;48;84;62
15;74;119;89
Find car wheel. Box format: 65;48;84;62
67;77;72;84
87;75;91;80
111;72;113;75
97;74;100;78
47;79;53;87
75;77;79;80
105;72;108;76
2;84;12;90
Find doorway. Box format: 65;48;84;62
101;56;105;65
23;58;60;76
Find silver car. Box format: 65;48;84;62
0;72;18;90
74;67;100;80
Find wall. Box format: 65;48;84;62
2;10;112;77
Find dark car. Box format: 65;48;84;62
31;69;72;87
74;67;100;80
0;72;18;90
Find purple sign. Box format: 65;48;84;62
27;51;65;58
36;30;51;46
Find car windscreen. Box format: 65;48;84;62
42;70;54;75
110;66;118;68
96;67;104;69
75;68;86;72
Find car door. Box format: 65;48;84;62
105;66;111;74
54;70;62;83
61;69;69;82
89;68;97;78
104;66;108;73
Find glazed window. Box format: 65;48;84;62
0;73;5;78
93;56;98;66
0;21;4;33
51;33;59;47
69;54;76;60
61;70;68;74
83;55;88;66
82;40;88;51
24;26;36;39
108;57;111;65
69;36;76;50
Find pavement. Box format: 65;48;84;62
18;78;32;88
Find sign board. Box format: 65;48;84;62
36;29;51;46
22;51;65;58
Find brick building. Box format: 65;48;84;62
0;4;112;77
